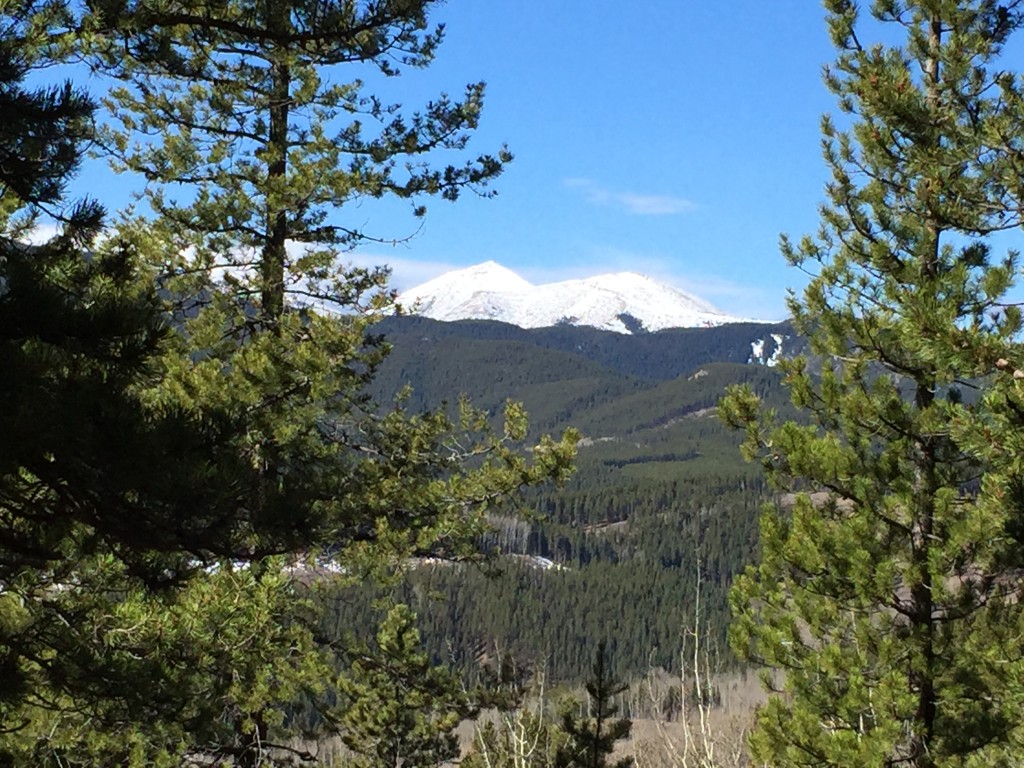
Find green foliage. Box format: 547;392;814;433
7;561;329;766
0;2;580;764
555;641;633;768
721;2;1024;766
0;0;92;226
335;602;472;768
0;9;327;758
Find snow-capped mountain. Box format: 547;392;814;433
396;261;757;334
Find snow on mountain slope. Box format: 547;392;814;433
397;261;533;320
396;261;757;334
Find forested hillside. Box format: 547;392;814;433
321;318;797;682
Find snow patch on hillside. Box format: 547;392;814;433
749;334;788;366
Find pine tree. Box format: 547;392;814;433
556;641;633;768
72;0;560;570
0;2;578;763
0;1;94;224
78;2;571;763
337;603;472;768
0;10;111;734
78;0;525;574
87;0;508;325
720;2;1024;766
0;2;332;760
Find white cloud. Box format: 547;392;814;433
24;223;62;245
564;178;695;215
280;241;465;295
343;252;465;293
616;192;695;215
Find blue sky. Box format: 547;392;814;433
61;2;1001;320
348;0;838;320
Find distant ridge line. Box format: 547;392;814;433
396;261;770;334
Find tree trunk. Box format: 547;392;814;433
262;4;290;328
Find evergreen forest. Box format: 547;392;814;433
6;2;1024;768
330;318;794;683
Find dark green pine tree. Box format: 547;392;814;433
336;603;473;768
556;641;633;768
721;2;1024;766
0;0;341;751
14;1;577;762
0;1;105;734
0;2;579;763
0;5;95;224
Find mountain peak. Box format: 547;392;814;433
397;261;757;334
397;262;532;319
455;260;533;288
